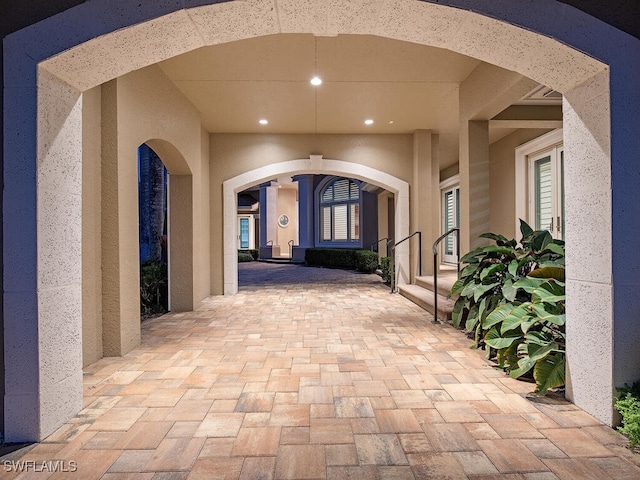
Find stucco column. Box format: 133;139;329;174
411;130;440;277
4;66;84;441
266;185;278;246
459;120;490;253
258;182;272;260
82;86;104;367
101;80;141;357
169;175;194;312
292;174;314;262
563;71;616;424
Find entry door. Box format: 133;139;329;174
529;145;564;239
239;217;250;249
442;186;460;264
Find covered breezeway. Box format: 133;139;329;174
4;0;640;443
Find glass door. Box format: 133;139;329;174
529;145;564;239
239;217;250;249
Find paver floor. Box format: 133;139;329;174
3;262;640;479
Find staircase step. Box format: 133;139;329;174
415;274;458;298
398;284;456;321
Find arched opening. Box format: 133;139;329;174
223;158;410;295
138;144;169;318
144;139;195;314
5;0;639;441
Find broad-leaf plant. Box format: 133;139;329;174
450;220;565;395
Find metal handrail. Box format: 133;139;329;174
368;237;389;254
432;228;460;324
288;239;295;260
261;240;273;247
389;231;422;292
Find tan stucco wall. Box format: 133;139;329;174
489;129;552;239
209;133;414;293
82;85;103;367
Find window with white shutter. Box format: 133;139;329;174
440;179;460;264
318;177;362;245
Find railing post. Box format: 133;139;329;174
434;248;440;323
418;231;422;277
456;229;461;273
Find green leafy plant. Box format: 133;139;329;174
450;220;565;394
615;382;640;447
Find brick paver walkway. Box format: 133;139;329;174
3;262;640;479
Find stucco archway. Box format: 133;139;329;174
4;0;640;441
223;157;410;294
144;139;195;313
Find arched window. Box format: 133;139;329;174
318;177;361;244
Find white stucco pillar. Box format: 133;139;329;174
563;72;614;423
4;66;84;441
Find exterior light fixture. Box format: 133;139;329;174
364;119;374;125
310;76;322;86
259;119;268;125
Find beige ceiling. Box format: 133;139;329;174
158;34;481;135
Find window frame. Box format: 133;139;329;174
440;174;460;264
315;176;363;248
515;129;564;237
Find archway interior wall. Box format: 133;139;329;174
209;133;415;295
222;157;410;294
3;0;626;440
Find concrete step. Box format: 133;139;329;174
415;274;458;298
398;284;456;321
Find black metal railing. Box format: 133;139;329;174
431;228;460;323
389;231;422;293
288;239;295;260
261;240;273;247
368;237;390;255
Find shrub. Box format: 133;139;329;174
239;249;259;260
140;260;168;316
355;250;379;273
305;248;357;269
451;220;565;395
616;382;640;447
238;252;254;262
380;256;393;285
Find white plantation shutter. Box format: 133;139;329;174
350;203;359;240
322;207;331;240
333;205;348;240
534;156;553;231
444;190;455;255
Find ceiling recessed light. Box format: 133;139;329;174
310;76;322;86
259;119;268;125
364;119;374;125
388;120;394;124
